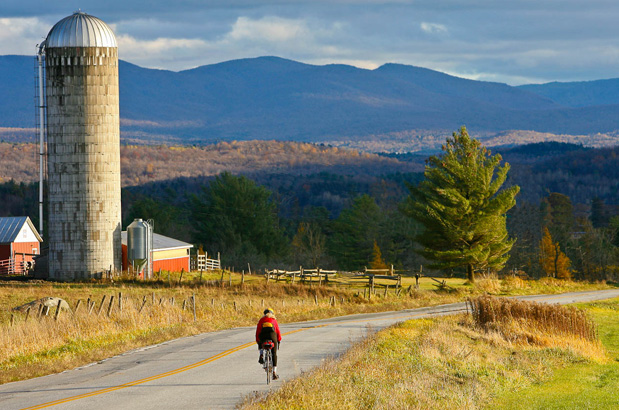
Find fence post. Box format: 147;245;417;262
139;297;147;314
97;295;107;316
178;268;184;286
384;285;388;298
192;293;197;322
10;313;14;327
25;306;31;322
390;264;394;276
107;295;115;317
248;263;252;275
118;292;123;311
314;294;318;305
229;272;232;287
74;299;82;315
242;270;245;285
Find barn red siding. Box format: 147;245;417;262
121;244;128;271
153;257;190;272
13;242;39;255
12;242;39;266
0;245;10;260
121;245;190;273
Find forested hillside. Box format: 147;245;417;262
1;140;618;281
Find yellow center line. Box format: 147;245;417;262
21;307;466;409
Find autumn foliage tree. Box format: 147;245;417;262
540;227;572;279
369;240;388;270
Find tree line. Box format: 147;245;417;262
1;132;618;282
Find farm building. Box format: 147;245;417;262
121;231;193;273
0;217;43;275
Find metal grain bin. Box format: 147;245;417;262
127;219;149;262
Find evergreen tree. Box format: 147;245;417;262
403;127;520;282
544;192;574;252
329;195;383;270
190;172;286;264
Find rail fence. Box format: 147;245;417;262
265;266;403;291
0;258;30;275
192;252;221;271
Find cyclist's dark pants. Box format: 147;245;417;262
258;328;278;366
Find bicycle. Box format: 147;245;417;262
261;340;275;384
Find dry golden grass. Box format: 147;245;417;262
0;277;460;384
240;299;606;410
469;295;599;342
0;274;611;385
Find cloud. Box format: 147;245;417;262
228;16;308;42
420;22;447;35
117;35;208;59
2;2;619;84
0;17;49;53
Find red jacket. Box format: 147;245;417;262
256;316;282;343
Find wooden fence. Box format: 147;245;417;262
265;267;337;284
0;258;29;275
265;266;403;290
192;252;221;271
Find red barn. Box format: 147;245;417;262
0;217;43;275
121;231;193;273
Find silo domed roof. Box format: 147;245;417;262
44;11;117;48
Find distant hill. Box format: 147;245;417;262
1;55;619;143
519;78;619;108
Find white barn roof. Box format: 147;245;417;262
121;232;193;252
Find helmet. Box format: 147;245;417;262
264;308;274;315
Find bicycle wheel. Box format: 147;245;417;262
265;350;272;384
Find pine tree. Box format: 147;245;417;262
403;127;520;282
540;227;571;279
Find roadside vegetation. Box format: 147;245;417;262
0;272;611;385
240;297;617;410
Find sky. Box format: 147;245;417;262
1;0;617;85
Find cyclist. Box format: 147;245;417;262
256;308;282;380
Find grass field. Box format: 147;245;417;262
240;296;618;410
0;271;613;386
487;298;619;409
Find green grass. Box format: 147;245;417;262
487;297;619;410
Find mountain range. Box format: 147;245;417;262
1;55;618;144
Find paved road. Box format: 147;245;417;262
1;289;618;410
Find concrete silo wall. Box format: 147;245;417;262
46;46;121;281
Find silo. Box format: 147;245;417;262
127;218;150;276
41;12;121;280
